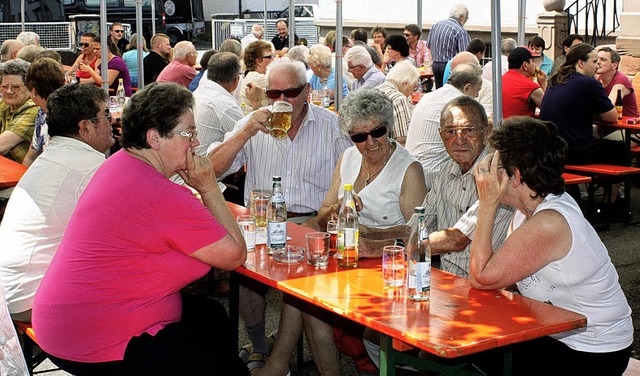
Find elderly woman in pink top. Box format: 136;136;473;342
32;83;249;375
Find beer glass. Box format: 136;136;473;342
250;189;271;228
268;101;293;139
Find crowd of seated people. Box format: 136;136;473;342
0;16;637;376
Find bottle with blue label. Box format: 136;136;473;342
267;176;287;253
407;206;430;301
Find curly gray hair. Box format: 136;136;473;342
0;58;31;82
339;88;394;134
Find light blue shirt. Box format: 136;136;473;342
309;68;350;98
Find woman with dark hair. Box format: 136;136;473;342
370;26;387;60
32;83;249;375
381;34;415;74
79;36;133;96
470;116;633;376
240;40;274;111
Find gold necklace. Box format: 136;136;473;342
362;145;393;186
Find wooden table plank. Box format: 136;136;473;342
0;155;27;188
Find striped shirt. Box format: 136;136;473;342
212;104;353;213
418;147;514;277
410;40;432;67
426;17;471;63
405;84;463;190
375;81;413;140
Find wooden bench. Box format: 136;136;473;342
13;320;49;375
564;164;640;229
562;172;592;185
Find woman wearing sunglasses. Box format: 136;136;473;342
70;33;97;81
239;40;274;112
78;36;132;97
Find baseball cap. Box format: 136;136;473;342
508;47;537;69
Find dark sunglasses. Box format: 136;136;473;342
79;43;91;47
261;55;273;59
265;86;305;99
113;30;124;33
350;125;388;143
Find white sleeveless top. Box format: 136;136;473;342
513;193;633;353
339;141;416;228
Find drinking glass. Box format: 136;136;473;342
382;245;405;287
326;220;338;254
237;215;256;251
306;232;330;267
249;189;271;228
268;101;293;139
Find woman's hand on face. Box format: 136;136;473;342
178;149;218;195
474;150;509;208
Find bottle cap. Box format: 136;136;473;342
273;176;282;182
414;206;425;213
344;183;353;191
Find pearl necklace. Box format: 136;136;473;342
362;145;393;186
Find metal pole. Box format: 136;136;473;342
335;0;343;112
289;0;295;49
491;0;503;125
417;0;422;33
264;0;267;35
151;0;156;36
518;0;527;46
20;0;25;33
100;1;109;93
137;0;144;90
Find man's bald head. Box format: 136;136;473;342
1;39;24;62
450;51;479;70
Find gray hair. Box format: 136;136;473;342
172;41;196;60
266;59;307;88
1;39;24;61
0;58;31;82
339;88;394;134
386;60;419;86
287;45;309;66
345;45;373;69
440;95;488;129
16;45;45;63
207;52;241;85
220;38;242;58
307;44;332;70
251;24;264;37
501;38;517;55
450;4;469;20
17;31;40;46
448;62;482;90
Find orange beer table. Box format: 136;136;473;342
0;155;27;188
227;203;587;375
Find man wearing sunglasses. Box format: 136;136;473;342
108;22;129;57
207;59;352;373
70;33;97;81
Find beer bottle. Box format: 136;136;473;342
337;184;358;268
116;78;126;109
615;89;623;120
267;176;287;254
407;207;430;301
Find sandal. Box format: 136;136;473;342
247;352;268;375
239;330;278;363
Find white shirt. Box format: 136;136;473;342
241;33;259;49
193;79;244;155
482;55;509;81
240;71;270;110
405;84;464;190
208;103;353;213
0;137;105;313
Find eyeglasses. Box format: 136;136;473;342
113;30;124;33
0;83;25;92
89;114;113;123
261;55;273;59
265;86;305;99
403;33;412;37
349;125;388;143
439;126;486;141
79;42;91;48
347;64;363;71
172;129;198;141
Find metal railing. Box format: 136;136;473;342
0;22;73;51
211;15;318;50
566;0;620;46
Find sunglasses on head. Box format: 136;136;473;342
350;125;388;143
265;86;305;99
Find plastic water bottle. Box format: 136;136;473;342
116;78;126;109
407;207;430;301
267;176;287;254
337;184;358;268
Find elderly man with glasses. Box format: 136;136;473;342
0;84;114;323
207;59;353;374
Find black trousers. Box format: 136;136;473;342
432;61;448;89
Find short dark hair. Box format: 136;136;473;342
490;116;567;198
528;35;546;49
121;83;194;149
207;52;241;84
199;49;217;68
109;22;123;31
34;50;61;64
371;27;387;38
332;36;351;52
403;24;421;38
350;28;368;43
46;84;108;137
467;38;486;55
384;35;409;57
81;32;96;40
25;57;65;100
562;34;584;52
